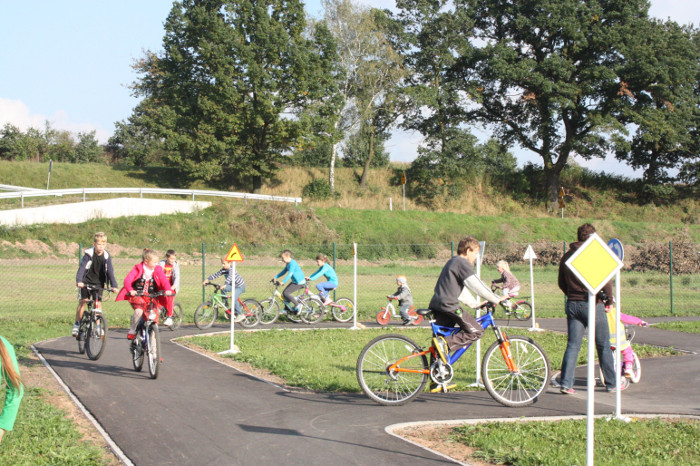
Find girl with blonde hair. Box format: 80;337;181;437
0;336;23;442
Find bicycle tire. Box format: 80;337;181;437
407;308;423;326
482;335;550;407
86;313;108;361
170;303;183;330
356;334;429;406
194;301;217;329
300;297;324;324
240;299;261;328
258;299;280;325
629;352;641;383
284;302;303;323
77;325;87;354
513;301;532;321
376;308;391;326
331;298;354;323
147;324;160;379
131;333;144;372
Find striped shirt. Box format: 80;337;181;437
207;267;245;288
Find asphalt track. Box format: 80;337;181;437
34;317;700;465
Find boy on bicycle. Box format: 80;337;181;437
429;236;507;361
387;275;415;325
273;249;305;314
203;257;246;323
116;249;173;339
73;232;118;337
306;253;338;305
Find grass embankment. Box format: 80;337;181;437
654;321;700;334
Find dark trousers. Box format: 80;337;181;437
283;283;304;305
432;308;484;349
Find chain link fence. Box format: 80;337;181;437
1;241;697;333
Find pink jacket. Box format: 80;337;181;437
116;262;173;313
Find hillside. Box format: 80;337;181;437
0;160;698;259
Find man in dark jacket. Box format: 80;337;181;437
558;223;619;394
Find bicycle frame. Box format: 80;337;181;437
388;310;516;375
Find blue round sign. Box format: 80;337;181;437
608;238;624;261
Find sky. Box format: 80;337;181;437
1;1;698;179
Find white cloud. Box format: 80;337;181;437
0;98;111;143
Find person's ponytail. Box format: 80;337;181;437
0;340;22;391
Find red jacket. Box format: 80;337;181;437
116;262;173;313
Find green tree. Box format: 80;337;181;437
107;118;169;167
341;120;389;167
614;21;700;188
73;131;103;163
458;0;656;209
131;0;338;192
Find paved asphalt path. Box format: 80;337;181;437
35;317;699;465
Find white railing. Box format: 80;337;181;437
0;187;302;208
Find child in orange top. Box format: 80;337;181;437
116;249;173;339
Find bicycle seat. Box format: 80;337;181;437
416;308;432;316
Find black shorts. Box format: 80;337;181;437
79;286;103;302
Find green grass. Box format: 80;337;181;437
654;321;700;334
0;386;108;465
182;327;675;392
452;417;699;465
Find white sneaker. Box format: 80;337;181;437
234;313;246;323
72;323;80;337
164;317;173;327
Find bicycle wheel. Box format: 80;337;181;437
482;335;550;407
284;302;303;323
331;298;355;323
407;308;423;326
513;301;532;321
240;299;261;328
258;299;280;325
170;303;183;330
300;297;324;324
194;301;218;329
356;334;429;406
86;313;108;361
629;352;642;383
77;322;87;354
131;334;144;372
376;309;391;326
147;324;160;379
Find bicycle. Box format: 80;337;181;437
76;285;110;361
490;285;532;321
375;297;422;326
129;290;166;379
598;326;640;388
303;278;355;323
194;283;261;330
356;302;551;407
258;281;324;325
158;300;183;331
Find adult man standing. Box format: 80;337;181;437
558;223;621;394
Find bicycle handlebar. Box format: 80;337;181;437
133;290;170;297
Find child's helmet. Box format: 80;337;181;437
396;275;407;284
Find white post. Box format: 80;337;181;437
219;261;240;355
351;242;360;330
471;241;486;387
586;292;596;465
523;245;541;332
614;270;623;419
389;198;392;211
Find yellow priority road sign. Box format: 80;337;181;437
225;243;244;262
565;233;622;294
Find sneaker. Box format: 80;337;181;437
234;313;245;323
323;297;333;306
71;323;80;337
560;387;576;395
164;317;174;327
429;383;457;393
606;384;628;393
126;332;136;340
623;363;633;378
294;304;303;314
402;320;412;326
433;336;449;364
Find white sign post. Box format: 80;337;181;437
219;244;244;355
565;234;623;465
470;241;486;387
523;245;542;332
350;242;360;330
608;238;626;421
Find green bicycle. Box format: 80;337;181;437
194;283;261;330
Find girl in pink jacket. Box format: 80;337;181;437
116;249;173;339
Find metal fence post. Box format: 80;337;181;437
332;242;337;301
202;242;206;302
450;241;454;257
669;241;674;315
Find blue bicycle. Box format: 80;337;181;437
356;303;551;407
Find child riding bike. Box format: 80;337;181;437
116;249;173;340
387;275;415;326
203;256;246;322
491;260;521;302
306;253;338;305
273;249;305;314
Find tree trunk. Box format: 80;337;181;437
252;175;263;194
545;166;561;212
359;127;374;189
329;142;338;192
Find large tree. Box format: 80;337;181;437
131;0;338;192
458;0;655;208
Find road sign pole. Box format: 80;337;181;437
219;261;240;355
586;292;595;466
351;242;360;330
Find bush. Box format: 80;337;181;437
302;178;337;201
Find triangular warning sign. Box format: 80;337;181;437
225;243;244;262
